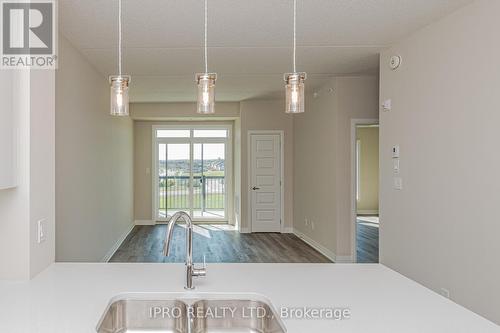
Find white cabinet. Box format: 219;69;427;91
0;71;17;189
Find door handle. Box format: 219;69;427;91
252;187;261;190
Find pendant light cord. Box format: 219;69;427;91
118;0;122;76
204;0;208;74
293;0;296;73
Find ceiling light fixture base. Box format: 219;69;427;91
196;73;217;84
284;72;307;84
109;75;132;85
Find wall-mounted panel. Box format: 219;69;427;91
0;71;17;189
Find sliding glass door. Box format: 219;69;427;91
157;143;191;219
193;143;226;219
154;125;231;222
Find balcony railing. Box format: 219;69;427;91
158;175;225;213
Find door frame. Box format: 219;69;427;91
152;124;233;224
350;119;379;263
247;130;285;233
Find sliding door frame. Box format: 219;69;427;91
152;124;233;224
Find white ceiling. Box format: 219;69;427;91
59;0;472;102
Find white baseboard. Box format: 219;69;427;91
334;255;354;263
101;223;135;262
357;210;379;215
293;229;353;263
293;229;336;262
135;219;155;225
241;227;293;234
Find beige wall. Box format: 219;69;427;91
132;100;292;232
356;127;379;214
134;121;154;222
293;80;338;254
0;69;55;280
335;77;379;257
293;76;379;260
240;100;294;232
379;0;500;324
131;102;240;120
30;70;56;276
56;36;134;262
131;102;240;224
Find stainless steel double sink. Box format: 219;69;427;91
97;293;286;333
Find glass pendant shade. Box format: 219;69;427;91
196;73;217;114
109;75;130;116
284;72;306;114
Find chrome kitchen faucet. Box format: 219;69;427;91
163;211;206;290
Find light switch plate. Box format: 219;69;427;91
393;159;400;174
393;177;403;190
392;145;400;158
37;219;47;243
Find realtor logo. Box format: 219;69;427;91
1;0;57;69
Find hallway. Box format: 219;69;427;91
356;216;379;263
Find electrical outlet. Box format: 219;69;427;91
311;220;315;230
439;288;450;299
37;219;47;243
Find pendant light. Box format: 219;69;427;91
284;0;306;114
196;0;217;114
110;0;131;116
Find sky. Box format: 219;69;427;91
159;143;225;161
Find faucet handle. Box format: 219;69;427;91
192;255;207;278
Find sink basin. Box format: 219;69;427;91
96;293;286;333
191;299;285;333
97;298;187;333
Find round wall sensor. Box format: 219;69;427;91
389;55;402;70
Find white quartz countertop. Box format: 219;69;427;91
0;263;498;332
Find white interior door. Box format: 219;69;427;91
250;134;282;232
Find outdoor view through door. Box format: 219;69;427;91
154;126;231;222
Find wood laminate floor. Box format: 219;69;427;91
356;216;379;263
110;224;332;263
